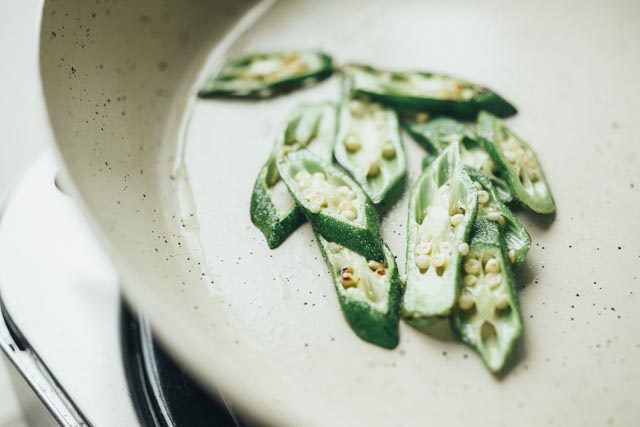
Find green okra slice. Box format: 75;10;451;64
476;111;556;214
451;217;523;373
250;103;337;248
199;51;333;98
409;117;512;203
334;96;407;204
343;64;516;119
316;235;402;349
277;150;384;260
402;142;478;326
466;168;531;267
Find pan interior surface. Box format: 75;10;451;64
40;0;640;426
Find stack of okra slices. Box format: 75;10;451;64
199;51;555;373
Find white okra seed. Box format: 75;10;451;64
463;274;477;287
415;254;431;270
464;258;481;275
341;209;357;221
486;211;503;222
458;242;470;256
485;258;500;273
312;172;326;181
486;273;502;290
308;203;322;214
431;253;446;268
459;293;475;310
508;249;516;263
415;242;433;256
478;190;490;205
450;213;464;227
495;294;510;310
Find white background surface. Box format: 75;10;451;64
0;1;46;426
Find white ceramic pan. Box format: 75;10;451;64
38;0;640;425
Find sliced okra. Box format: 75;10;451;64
451;217;523;373
402;142;478;326
476;111;556;214
343;64;517;119
466;168;531;267
334;96;407;204
250;104;337;248
277;150;384;260
317;236;402;349
408;117;512;203
199;51;333;98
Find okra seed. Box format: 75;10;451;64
340;272;358;288
310;194;327;208
340;265;354;274
341;209;357;221
508;249;516;263
459;293;475;310
485;258;500;273
474;182;483;190
431;253;447;268
486;273;502;290
338;200;352;212
463;274;477;287
415;242;433;255
450;213;464;227
349;100;366;117
486;211;503;222
464;258;481;275
367;160;381;177
415;254;431;270
367;260;383;271
381;142;396;159
478;190;490;204
458;243;470;256
344;133;362;152
375;268;386;276
312;172;326;181
302;188;315;200
495;295;510;310
308;203;321;214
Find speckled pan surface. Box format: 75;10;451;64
39;0;640;426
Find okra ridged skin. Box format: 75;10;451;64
317;236;402;349
250;104;338;248
198;51;334;99
409;117;513;204
466;168;531;268
451;218;523;373
476;111;556;214
343;64;517;120
250;162;305;249
334;96;407;204
277;150;385;261
402;142;478;325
